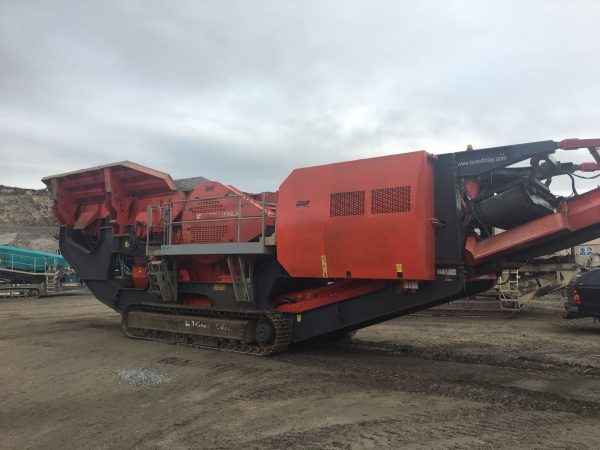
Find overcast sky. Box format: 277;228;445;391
1;0;599;194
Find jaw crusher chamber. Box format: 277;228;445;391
43;138;600;355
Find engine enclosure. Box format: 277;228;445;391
277;151;435;281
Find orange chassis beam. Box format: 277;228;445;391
276;280;386;313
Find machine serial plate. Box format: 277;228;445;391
436;268;457;276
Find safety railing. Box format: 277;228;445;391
145;193;275;254
145;204;169;255
0;250;61;275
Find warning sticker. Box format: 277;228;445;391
321;255;328;278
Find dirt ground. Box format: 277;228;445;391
2;294;600;449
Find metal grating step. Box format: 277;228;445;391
147;260;175;302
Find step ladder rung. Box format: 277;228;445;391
146;260;175;303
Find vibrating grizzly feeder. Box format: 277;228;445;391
43;138;600;354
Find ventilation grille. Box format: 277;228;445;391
330;191;365;217
189;199;225;215
189;225;228;243
371;186;411;214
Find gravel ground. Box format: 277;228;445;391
114;368;172;387
2;294;600;449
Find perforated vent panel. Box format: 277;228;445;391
189;225;228;243
189;199;225;215
371;186;411;214
330;191;365;217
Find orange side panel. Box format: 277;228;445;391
179;181;275;245
276;280;386;313
276;151;435;280
42;161;184;232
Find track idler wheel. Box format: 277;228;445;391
254;320;275;346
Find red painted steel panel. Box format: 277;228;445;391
179;181;275;245
42;162;186;234
276;151;435;280
276;280;386;313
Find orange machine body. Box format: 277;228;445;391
180;181;275;245
276;150;435;281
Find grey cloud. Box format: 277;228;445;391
1;0;599;195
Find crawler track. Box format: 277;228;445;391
122;304;293;356
0;285;41;299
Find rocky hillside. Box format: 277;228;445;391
0;185;58;252
0;185;55;226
